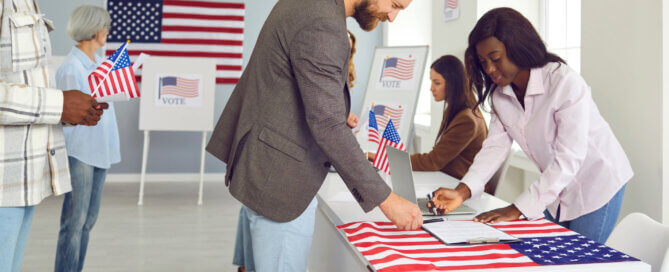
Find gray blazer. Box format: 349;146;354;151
206;0;391;222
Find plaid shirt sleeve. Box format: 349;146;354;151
0;81;63;125
0;0;63;125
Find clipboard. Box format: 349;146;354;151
421;218;522;245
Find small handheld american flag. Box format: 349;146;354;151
373;119;406;175
88;41;140;101
368;110;380;145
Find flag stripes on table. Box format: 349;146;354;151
446;0;458;9
368;110;381;145
106;0;244;85
88;41;139;99
337;219;639;272
373;120;406;175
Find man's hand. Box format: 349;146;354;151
61;90;104;126
378;192;423;230
431;183;471;214
366;152;376;162
347;113;359;129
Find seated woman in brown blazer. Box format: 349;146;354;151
370;55;488;180
412;55;488;180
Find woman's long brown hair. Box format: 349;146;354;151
431;55;478;133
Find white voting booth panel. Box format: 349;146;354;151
356;46;429;152
137;57;216;205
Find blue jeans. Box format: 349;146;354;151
233;198;317;272
55;157;107;272
233;207;256;271
544;185;626;244
0;206;35;272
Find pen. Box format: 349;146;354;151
426;193;437;215
423;218;444;224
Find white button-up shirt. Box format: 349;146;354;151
462;62;633;221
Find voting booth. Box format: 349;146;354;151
137;57;216;205
355;46;429;152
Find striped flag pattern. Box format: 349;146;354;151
106;0;244;85
88;41;140;99
373;120;406;175
368;110;381;145
381;57;416;81
337;219;638;272
373;104;403;132
446;0;458;9
159;76;199;98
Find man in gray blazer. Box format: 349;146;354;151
207;0;419;270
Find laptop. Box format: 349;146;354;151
386;145;477;216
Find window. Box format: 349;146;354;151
543;0;581;73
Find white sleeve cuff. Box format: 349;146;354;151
513;191;547;220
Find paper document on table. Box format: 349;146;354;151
422;220;521;245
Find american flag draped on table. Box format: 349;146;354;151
88;41;140;99
337;219;638;272
373;120;406;175
105;0;244;84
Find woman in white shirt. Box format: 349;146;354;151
432;7;633;243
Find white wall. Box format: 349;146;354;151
582;0;665;223
384;0;433;135
477;0;542;34
664;0;669;224
425;0;479;152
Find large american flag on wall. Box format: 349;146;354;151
106;0;244;84
338;219;639;272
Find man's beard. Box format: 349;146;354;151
354;0;383;31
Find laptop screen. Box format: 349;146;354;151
386;145;418;205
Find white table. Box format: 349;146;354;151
308;172;650;272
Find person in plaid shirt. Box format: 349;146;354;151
0;1;108;271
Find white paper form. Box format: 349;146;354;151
422;220;520;245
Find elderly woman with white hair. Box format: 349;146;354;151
54;5;120;271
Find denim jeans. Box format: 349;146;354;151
544;185;626;244
233;198;317;272
233;207;256;271
55;157;107;272
0;206;35;272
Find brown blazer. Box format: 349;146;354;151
411;108;488;179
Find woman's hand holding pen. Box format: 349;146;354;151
431;183;471;215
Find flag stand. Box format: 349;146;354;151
137;130;208;206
